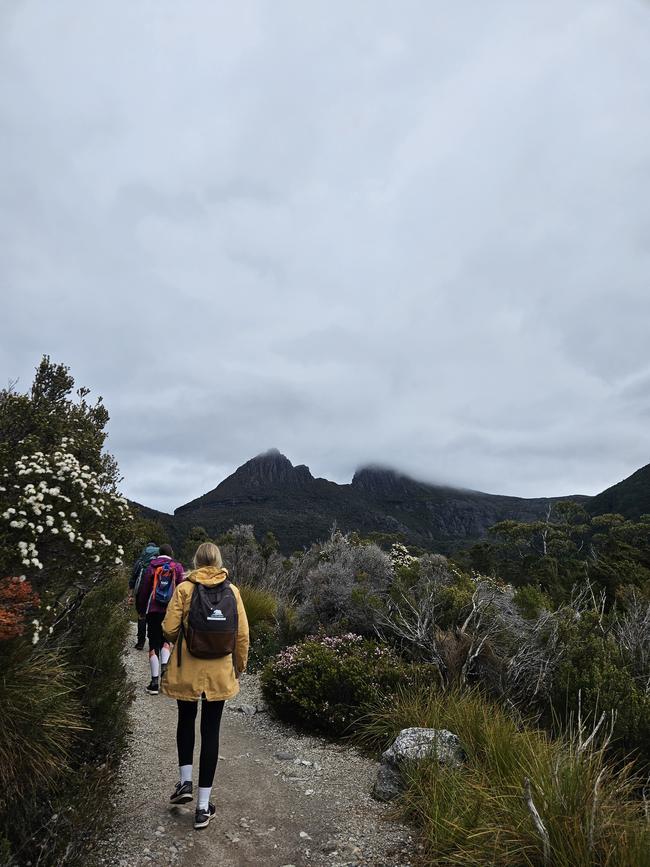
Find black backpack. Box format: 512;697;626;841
178;580;239;671
133;546;159;594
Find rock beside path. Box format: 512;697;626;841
373;727;464;802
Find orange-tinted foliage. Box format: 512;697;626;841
0;577;40;641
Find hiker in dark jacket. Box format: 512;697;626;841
128;541;159;649
137;543;185;695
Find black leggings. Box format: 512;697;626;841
176;698;225;788
146;613;165;653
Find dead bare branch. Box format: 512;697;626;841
524;778;551;866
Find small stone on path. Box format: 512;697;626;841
274;750;296;760
229;703;257;716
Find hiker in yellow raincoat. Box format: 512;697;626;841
162;542;249;829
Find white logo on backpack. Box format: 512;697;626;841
207;608;227;621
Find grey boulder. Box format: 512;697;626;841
373;727;463;801
383;727;464;767
372;764;403;802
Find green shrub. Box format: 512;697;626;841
435;576;475;629
246;599;306;673
386;557;475;642
550;610;650;761
275;599;303;647
246;621;280;672
237;588;306;673
514;584;552;619
361;686;650;866
261;633;423;736
297;536;393;636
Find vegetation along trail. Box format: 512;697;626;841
94;625;416;867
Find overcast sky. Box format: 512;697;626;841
2;1;650;513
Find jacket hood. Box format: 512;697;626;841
188;566;229;587
143;545;159;557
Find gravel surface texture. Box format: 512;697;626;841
92;626;418;867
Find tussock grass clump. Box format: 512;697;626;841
362;687;650;866
0;573;133;865
238;584;278;631
239;584;282;671
0;642;86;798
74;572;133;756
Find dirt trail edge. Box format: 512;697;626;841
94;625;416;867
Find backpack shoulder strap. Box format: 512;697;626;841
148;564;165;612
177;621;184;666
225;581;239;677
176;581;196;666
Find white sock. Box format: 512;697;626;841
150;652;160;678
161;645;171;665
198;787;212;810
180;765;192;784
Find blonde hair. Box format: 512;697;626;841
193;542;223;569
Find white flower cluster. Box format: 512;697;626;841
471;572;514;594
390;542;418;570
31;618;43;644
29;616;54;645
1;442;130;574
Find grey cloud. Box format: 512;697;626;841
2;0;650;512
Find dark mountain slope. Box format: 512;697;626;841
351;466;588;547
164;450;588;553
174;449;399;552
126;500;184;548
587;463;650;520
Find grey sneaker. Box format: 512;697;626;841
194;802;216;829
170;780;193;805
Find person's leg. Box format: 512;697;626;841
171;700;198;804
146;614;164;692
160;641;172;670
136;615;147;648
197;699;225;808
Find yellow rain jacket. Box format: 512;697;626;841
161;566;249;701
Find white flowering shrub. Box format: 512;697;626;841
0;442;129;596
0;359;134;628
0;358;136;865
389;541;418;570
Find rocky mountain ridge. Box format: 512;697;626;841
134;448;606;553
586;461;650;520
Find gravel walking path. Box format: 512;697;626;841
93;626;417;867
